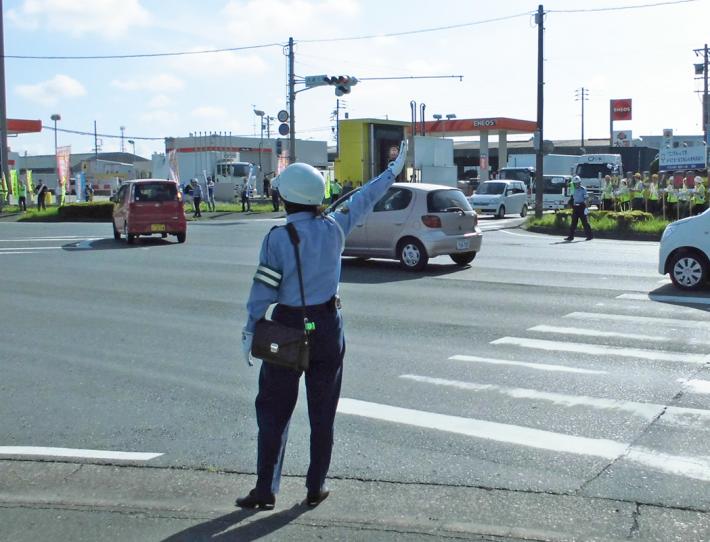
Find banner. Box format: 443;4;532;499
168;149;180;183
76;172;85;202
56;145;71;190
610;99;632;121
612;130;632;147
10;169;18;198
0;171;7;200
26;170;34;193
659;146;707;171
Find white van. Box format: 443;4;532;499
658;209;710;290
469;180;529;218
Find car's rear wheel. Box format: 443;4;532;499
176;231;187;243
520;204;528;217
124;223;135;245
113;223;121;241
496;205;506;219
669;250;707;290
398;238;428;271
450;252;476;266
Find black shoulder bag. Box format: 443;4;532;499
251;223;310;372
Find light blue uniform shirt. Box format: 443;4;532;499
572;186;588;205
245;169;396;332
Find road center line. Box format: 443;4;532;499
618;293;710;306
0;446;163;461
337;398;710;481
491;337;708;364
449;354;607;375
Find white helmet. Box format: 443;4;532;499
573;175;581;183
276;163;325;205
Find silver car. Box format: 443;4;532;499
326;183;483;271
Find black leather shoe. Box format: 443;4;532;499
306;488;330;507
564;236;573;241
236;489;275;510
586;236;593;240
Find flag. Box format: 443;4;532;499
168;149;180;183
26;170;34;193
10;169;18;199
0;170;7;196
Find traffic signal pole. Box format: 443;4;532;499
288;37;296;164
534;4;545;219
0;0;10;195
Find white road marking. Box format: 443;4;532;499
337;398;710;481
498;230;546;239
449;354;607;375
491;337;708;364
0;252;31;255
566;311;710;331
0;237;101;242
0;247;62;251
618;293;710;306
528;324;669;343
678;379;710;395
400;374;710;429
0;446;162;461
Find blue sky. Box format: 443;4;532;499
4;0;709;159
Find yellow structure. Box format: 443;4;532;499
334;119;408;187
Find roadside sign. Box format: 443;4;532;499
304;75;328;87
277;110;289;123
659;146;707;171
278;123;290;136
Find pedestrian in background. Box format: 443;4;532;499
237;140;408;511
631;173;645;211
206;178;216;212
691;176;706;215
191;179;203;217
241;183;252;212
330;178;342;203
271;184;280;212
35;180;48;210
565;176;593;241
17;179;27;211
86;182;94;202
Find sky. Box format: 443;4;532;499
3;0;710;159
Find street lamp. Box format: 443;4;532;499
128;139;136;155
50;114;61;155
445;113;457;120
253;109;265;173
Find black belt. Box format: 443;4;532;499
281;295;340;312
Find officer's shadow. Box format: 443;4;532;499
161;504;309;542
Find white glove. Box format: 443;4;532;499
387;140;408;177
241;329;255;367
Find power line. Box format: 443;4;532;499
549;0;696;13
43;125;164;140
6;43;281;60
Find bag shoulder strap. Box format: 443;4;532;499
285;223;308;319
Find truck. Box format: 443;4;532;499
574;153;622;207
213;157;263;201
504;154;578;176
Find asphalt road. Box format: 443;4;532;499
1;215;709;540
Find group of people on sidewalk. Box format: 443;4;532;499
599;170;707;219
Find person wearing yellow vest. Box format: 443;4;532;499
601;175;614;211
665;177;678;219
691;175;706;215
615;179;631;211
678;179;691;218
631;173;644;211
646;174;660;215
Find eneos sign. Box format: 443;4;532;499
610;99;632;121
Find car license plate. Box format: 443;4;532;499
457;240;470;250
151;224;166;232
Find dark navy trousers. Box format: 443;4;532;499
254;302;344;497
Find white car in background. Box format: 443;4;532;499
659;208;710;290
468;180;529;219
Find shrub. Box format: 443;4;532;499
57;202;114;221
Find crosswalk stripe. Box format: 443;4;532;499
491;337;708;364
565;311;710;330
0;446;162;461
0;247;63;251
449;354;607;375
679;379;710;395
400;374;710;430
618;293;710;306
528;324;669;343
337;398;710;482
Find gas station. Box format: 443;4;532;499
334;117;537;185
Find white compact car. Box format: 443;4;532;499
468;180;528;219
658;208;710;290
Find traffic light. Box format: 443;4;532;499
327;75;358;96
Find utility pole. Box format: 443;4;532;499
695;44;709;147
0;0;10;194
575;87;589;150
288;37;296;164
93;120;99;160
534;4;545;218
120;126;126;152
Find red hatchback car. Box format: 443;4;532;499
112;179;187;244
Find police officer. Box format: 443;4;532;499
565;175;593;241
237;141;408;510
